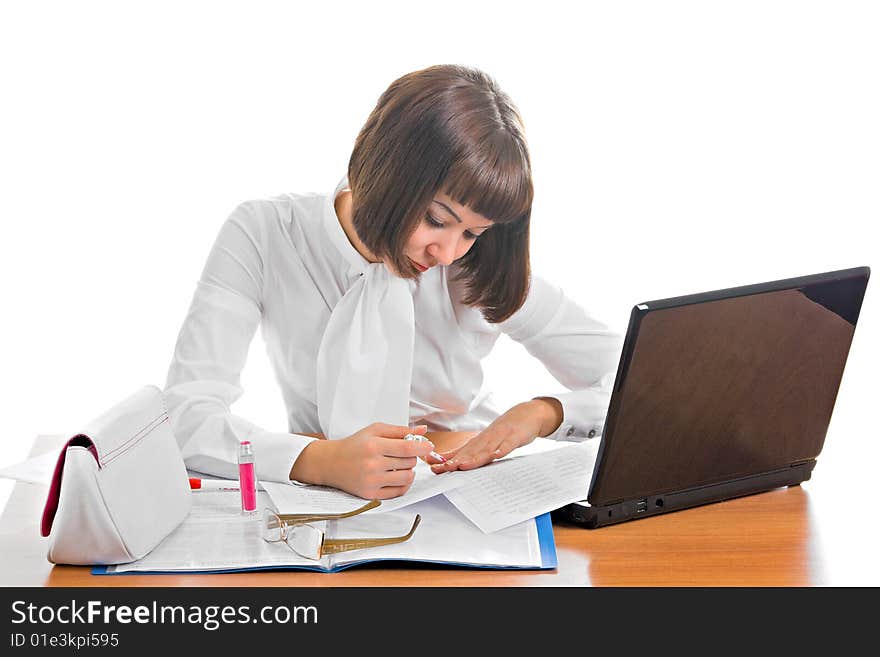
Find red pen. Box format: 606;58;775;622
189;477;264;492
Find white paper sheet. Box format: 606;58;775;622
0;450;58;485
109;491;320;572
444;439;600;533
260;481;372;514
328;495;540;569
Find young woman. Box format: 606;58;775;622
164;65;622;500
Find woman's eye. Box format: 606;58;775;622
425;213;480;240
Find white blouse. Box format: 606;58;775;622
164;177;624;484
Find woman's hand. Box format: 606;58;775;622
427;398;563;474
290;423;435;499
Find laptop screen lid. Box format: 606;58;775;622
586;266;870;512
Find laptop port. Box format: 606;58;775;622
636;498;648;513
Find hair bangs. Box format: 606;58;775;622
443;139;533;226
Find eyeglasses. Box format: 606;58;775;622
261;499;421;560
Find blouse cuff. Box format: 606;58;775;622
535;388;612;442
248;429;318;483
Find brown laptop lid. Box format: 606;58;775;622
588;267;868;506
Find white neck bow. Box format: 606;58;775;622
316;180;416;439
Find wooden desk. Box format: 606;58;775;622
2;434;877;587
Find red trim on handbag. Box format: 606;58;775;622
40;435;99;537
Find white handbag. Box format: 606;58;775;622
40;385;192;565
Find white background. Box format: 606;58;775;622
1;2;877;581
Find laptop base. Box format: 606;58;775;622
553;460;816;529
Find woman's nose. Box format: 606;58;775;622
428;237;458;266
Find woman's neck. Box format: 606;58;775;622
334;189;381;264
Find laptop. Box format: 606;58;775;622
553;266;870;528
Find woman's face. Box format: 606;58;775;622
403;193;495;272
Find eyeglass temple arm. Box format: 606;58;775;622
320;514;421;556
275;498;380;526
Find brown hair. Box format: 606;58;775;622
347;64;533;323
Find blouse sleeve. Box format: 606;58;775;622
163;200;316;482
498;275;624;441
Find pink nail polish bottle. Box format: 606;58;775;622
238;440;257;515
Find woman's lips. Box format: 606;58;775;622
409;258;428;272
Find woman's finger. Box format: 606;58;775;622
382;468;416;488
452;437;498;467
373;422;428;439
438;425;516;471
374;485;411;499
381;436;435;459
427;442;466;470
385;455;418;471
493;434;521;459
424;450;450;465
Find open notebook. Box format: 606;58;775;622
94;490;556;574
